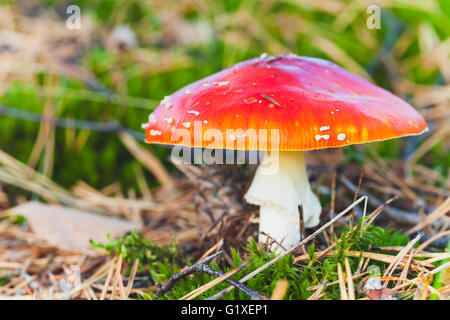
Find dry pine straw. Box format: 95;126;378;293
0;176;449;299
0;172;199;300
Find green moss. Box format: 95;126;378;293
90;229;184;277
92;222;423;300
430;241;450;300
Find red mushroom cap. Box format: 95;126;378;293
144;54;427;151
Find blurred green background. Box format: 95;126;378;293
0;0;448;194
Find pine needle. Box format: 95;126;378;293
270;279;289;300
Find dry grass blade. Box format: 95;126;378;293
294;250;330;262
415;230;450;254
119;132;173;188
407;124;450;165
387;262;449;299
407;197;450;235
0;262;22;269
0;295;34;300
0;148;85;208
70;258;115;298
377;276;411;282
111;255;123;300
125;259;140;299
384;234;422;282
100;258;116;300
196;239;224;264
117;273;126;300
427;261;449;276
337;263;348;300
307;279;328;300
346;251;431;270
422;254;450;265
180;267;240;300
270;279;289;300
438;284;450;294
344;257;355;300
329;171;337;235
312;36;372;80
0;148;160;218
5;275;37;296
397;248;414;289
307;273;367;291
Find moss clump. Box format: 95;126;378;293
90;229;183;279
92;221;427;300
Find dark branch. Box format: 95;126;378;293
0;104;145;141
154;251;269;300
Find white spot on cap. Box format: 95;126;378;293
160;96;172;109
141;123;149;129
315;134;330;141
162;96;172;108
185;89;192;94
182;122;191;128
203;120;208;124
150;130;162;136
337;133;346;141
161;96;171;104
164;117;173;124
148;114;157;123
213;81;229;86
202;82;211;87
320;126;330;132
187;110;200;116
260;52;268;59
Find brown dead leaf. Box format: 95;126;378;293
5;201;141;250
361;277;397;300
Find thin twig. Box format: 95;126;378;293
155;251;268;300
0;104;145;141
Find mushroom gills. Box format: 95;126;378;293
244;151;321;251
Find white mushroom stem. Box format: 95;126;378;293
244;151;321;252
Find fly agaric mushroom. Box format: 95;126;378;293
143;54;427;251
